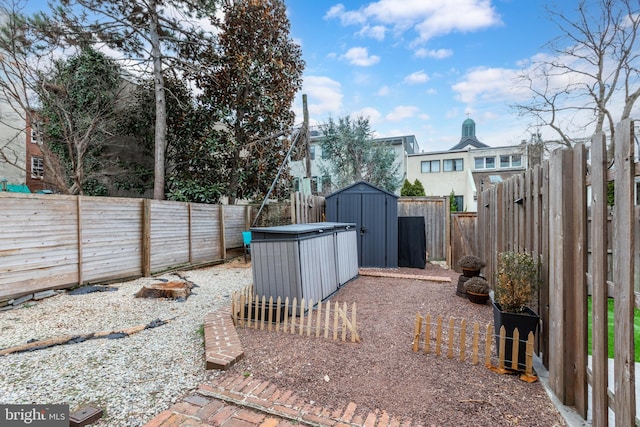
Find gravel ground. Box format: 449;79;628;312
224;264;567;427
0;260;253;426
0;260;566;427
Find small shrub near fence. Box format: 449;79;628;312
231;287;359;343
412;313;537;382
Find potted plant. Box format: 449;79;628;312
464;277;490;305
492;251;540;370
457;255;486;277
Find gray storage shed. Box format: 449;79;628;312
325;181;398;268
251;223;357;304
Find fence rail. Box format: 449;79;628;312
231;288;359;343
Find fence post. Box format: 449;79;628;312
77;195;84;286
142;199;151;276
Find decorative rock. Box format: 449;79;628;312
11;294;34;306
34;290;58;300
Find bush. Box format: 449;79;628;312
457;255;486;270
464;277;489;294
494;251;539;313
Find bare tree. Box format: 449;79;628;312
514;0;640;148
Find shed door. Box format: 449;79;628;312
361;193;386;267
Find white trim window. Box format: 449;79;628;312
421;160;440;173
31;156;44;179
474;156;495;169
443;158;463;172
500;154;522;168
30;122;43;144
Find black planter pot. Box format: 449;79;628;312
456;275;470;298
467;291;489;305
461;268;481;277
492;302;539;370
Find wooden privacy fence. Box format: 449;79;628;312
0;193;258;301
291;193;325;224
411;313;537;382
477;119;639;426
231;289;359;343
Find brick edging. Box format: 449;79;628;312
204;306;244;370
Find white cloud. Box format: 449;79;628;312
301;76;343;117
326;0;502;45
342;47;381;66
386;105;419;121
354;107;383;124
377;85;390;96
415;48;453;59
357;25;386;41
404;70;430;84
452;66;520;104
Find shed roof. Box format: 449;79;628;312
326;181;398;199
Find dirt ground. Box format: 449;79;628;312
216;263;566;426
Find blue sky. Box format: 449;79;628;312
286;0;574;152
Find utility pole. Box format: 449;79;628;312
303;94;311;180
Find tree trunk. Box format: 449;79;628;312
150;0;166;200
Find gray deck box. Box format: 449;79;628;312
308;222;358;286
251;223;339;304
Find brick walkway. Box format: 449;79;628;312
144;304;413;427
144;373;412;427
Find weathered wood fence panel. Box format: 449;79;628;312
0;193;273;302
478;119;639;426
80;196;142;283
150;200;190;272
291;192;325;224
450;212;477;271
0;194;79;299
398;197;448;261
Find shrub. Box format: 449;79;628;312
464;277;489;294
457;255;486;270
494;251;539;313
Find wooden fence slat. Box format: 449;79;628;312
413;313;422;352
268;297;274;332
316;300;322;338
240;294;246;328
459;319;467;362
472;322;479;365
275;297;282;333
341;302;347;342
613;119;637;427
299;298;305;336
351;303;358;343
484;323;492;368
511;328;520;371
260;296;266;331
307;299;313;336
333;301;339;341
436;316;443;356
424;314;431;354
447;317;454;359
290;298;297;335
498;325;506;371
324;301;330;339
283;297;289;333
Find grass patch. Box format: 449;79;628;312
587;297;640;362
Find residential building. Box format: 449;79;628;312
289;128;419;195
407;118;530;211
0;101;27;188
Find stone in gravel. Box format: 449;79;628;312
10;294;34;305
68;286;118;295
34;290;58;300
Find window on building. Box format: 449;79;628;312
31;156;44;179
309;145;315;160
311;176;318;193
474;156;495;169
31;122;42;144
443;158;463;172
421;160;440;173
500;154;522;168
293;177;300;192
321;146;329;159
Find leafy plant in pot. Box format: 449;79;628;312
463;277;490;305
458;255;486;277
493;251;540;370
